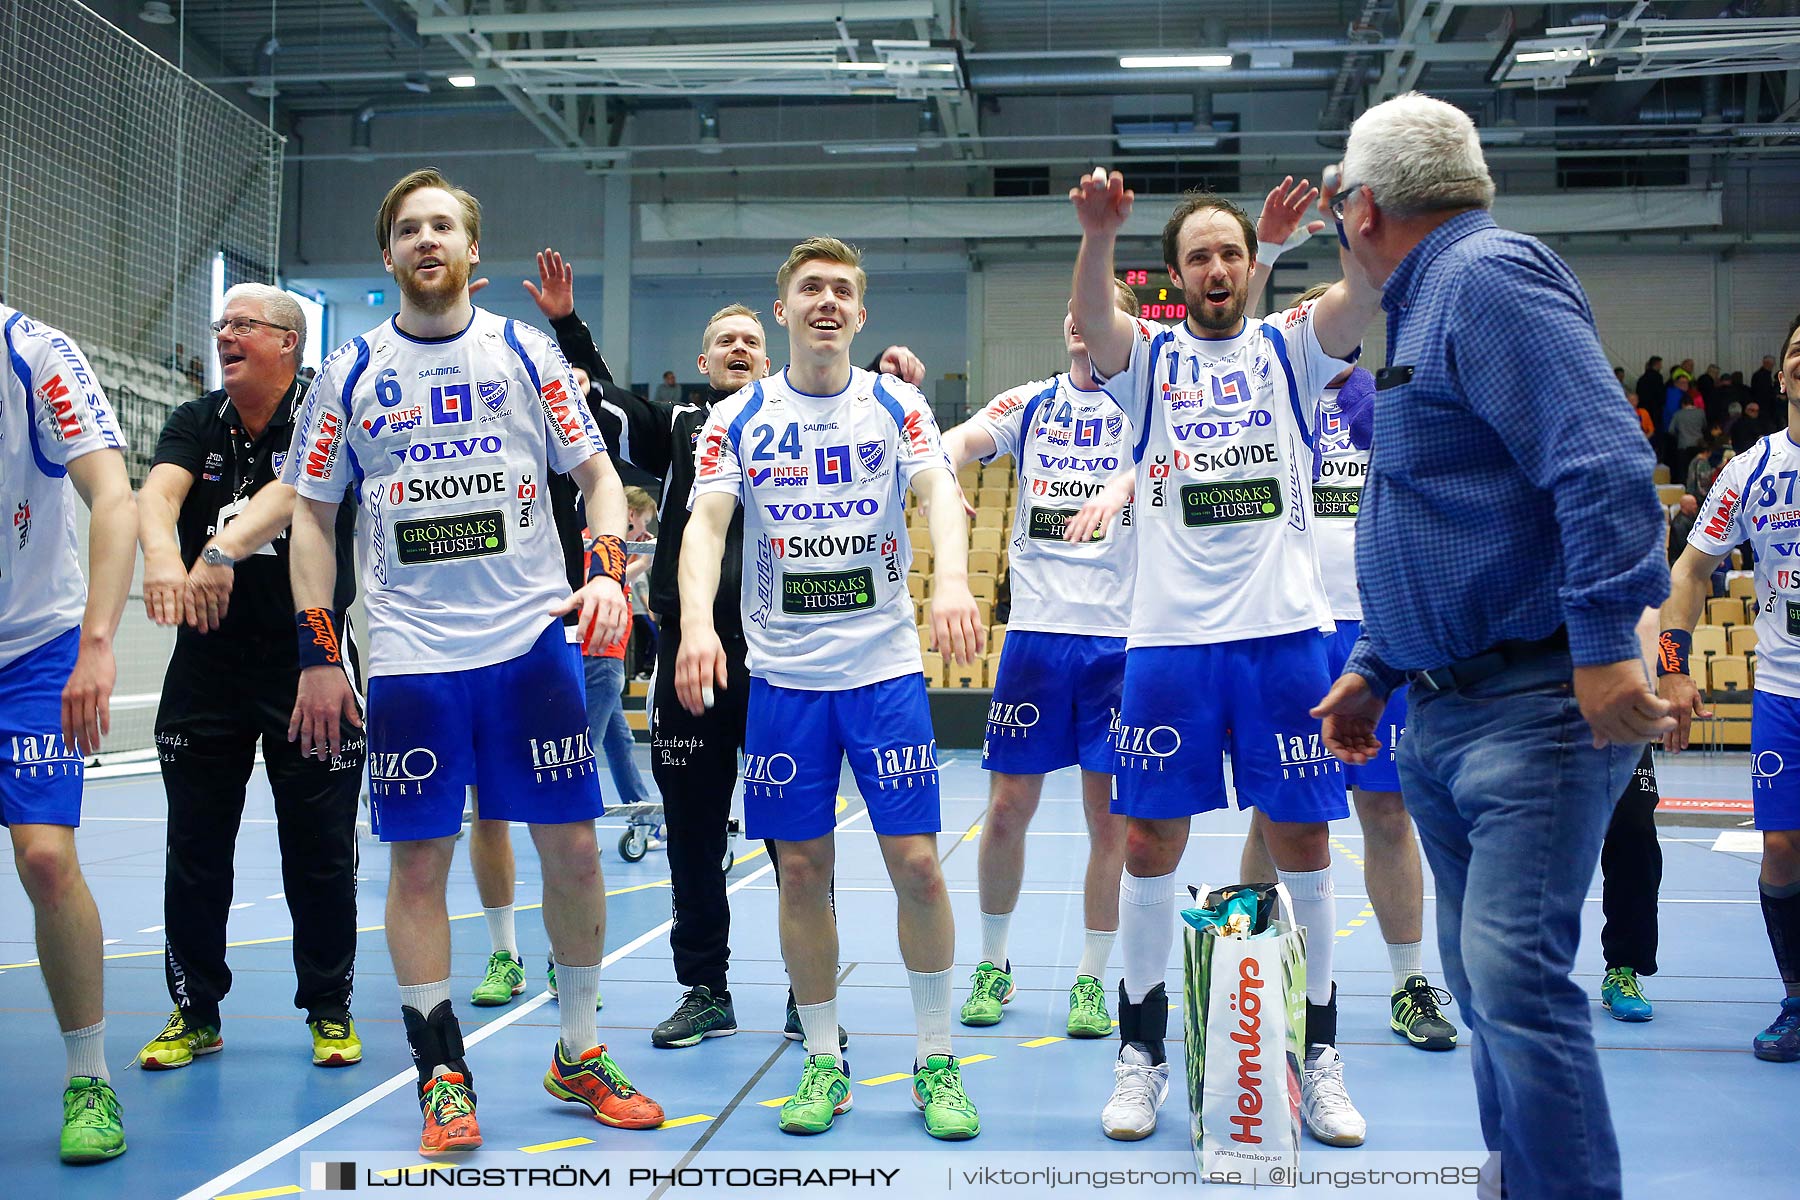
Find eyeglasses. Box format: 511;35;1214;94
1327;181;1365;221
210;316;292;338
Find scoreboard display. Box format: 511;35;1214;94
1121;269;1186;322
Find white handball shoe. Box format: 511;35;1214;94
1301;1045;1367;1147
1101;1044;1170;1141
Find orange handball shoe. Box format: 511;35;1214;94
418;1072;482;1156
543;1043;665;1129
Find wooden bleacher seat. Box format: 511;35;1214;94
1710;655;1751;698
967;548;1001;578
1728;576;1757;602
989;625;1008;656
976;486;1010;509
957;462;981;488
1706;597;1746;628
907;572;927;602
1653;464;1671;485
968;576;998;603
921;651;946;687
944;657;987;689
1730;625;1759;656
1656;483;1686;507
971;528;1004;552
1692;624;1728;662
974;598;993;626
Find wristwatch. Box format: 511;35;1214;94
201;545;236;568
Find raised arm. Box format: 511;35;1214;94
64;449;137;754
674;491;738;714
1301;175;1384;361
1247;175;1326;315
1068;169;1137;379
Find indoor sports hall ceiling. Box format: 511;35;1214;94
113;1;1800;179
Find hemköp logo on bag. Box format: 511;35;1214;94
1228;957;1266;1144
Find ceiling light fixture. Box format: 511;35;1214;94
138;2;176;25
1119;54;1234;69
447;74;478;88
821;140;919;155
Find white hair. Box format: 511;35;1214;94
223;282;305;364
1342;92;1495;218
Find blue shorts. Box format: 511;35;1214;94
1113;632;1348;824
0;627;84;827
744;673;940;842
984;631;1126;775
365;621;603;842
1752;690;1800;830
1327;620;1408;793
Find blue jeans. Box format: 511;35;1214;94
1398;650;1634;1200
583;655;653;808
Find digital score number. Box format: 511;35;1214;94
1123;269;1185;322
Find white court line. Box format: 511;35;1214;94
138;925;163;934
228;902;254;910
180;809;863;1200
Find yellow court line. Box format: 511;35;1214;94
1020;1036;1063;1048
661;1114;714;1129
961;821;982;843
758;1095;793;1108
214;1187;302;1200
856;1071;912;1087
959;1053;994;1065
520;1136;593;1154
0;846;775;972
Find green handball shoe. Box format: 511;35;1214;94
470;951;526;1006
957;961;1015;1027
778;1054;852;1135
1067;975;1111;1038
60;1077;125;1164
913;1054;980;1141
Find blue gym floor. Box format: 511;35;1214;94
0;750;1788;1199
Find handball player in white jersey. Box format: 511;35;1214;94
935;280;1140;1041
1069;169;1383;1144
285;168;662;1155
1661;314;1800;1062
677;237;985;1141
0;304;137;1163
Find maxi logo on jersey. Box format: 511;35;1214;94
35;373;88;442
305;411;345;480
540;376;586;448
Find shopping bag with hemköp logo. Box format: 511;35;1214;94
1182;882;1306;1187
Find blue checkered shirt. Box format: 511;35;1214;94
1343;211;1668;694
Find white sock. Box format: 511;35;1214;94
1279;866;1336;1007
398;979;452;1017
979;910;1013;969
797;998;840;1062
1077;927;1117;982
64;1019;108;1082
1388;939;1424;991
910;967;954;1062
483;905;517;957
554;961;601;1056
1119;869;1179;1004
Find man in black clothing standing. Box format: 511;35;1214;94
516;250;922;1047
1753;355;1779;409
135;283;364;1069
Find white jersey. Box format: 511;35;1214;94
1690;434;1800;698
283;308;600;677
0;305;126;667
1310;367;1377;621
1097;304;1351;647
966;373;1134;636
691;366;950;691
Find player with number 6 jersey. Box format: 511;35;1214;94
284;168;661;1157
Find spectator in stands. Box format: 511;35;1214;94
1753;355;1779;408
134;282;364;1074
1701;366;1730;427
164;342;187;372
653;370;681;405
1668;494;1698;565
1686;437;1727;503
1613;366;1628;391
1664;371;1690;433
1672;358;1695;384
1628;392;1653;439
185;355;204;393
1733;400;1769;453
1670;384;1706;478
1635;357;1665;425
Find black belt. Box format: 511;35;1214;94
1409;628;1569;694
